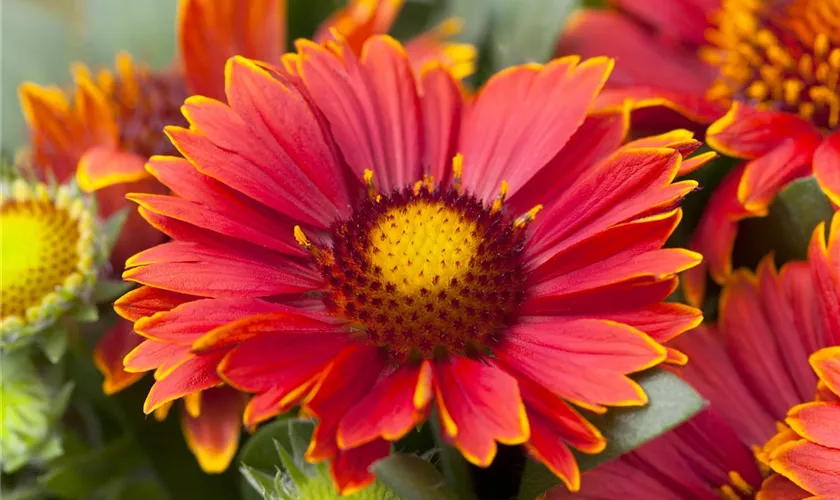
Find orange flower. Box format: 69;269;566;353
113;32;710;493
558;0;840;305
548;212;839;498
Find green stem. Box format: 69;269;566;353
430;412;477;500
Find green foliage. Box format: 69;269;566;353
517;369;707;499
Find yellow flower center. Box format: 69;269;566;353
0;181;94;325
701;0;840;129
301;176;531;361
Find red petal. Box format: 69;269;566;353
115;286;197;322
144;350;226;413
123;340;190;374
179;0;285;100
684;163;751;304
530;209;681;278
338;361;432;449
671;325;778;446
314;0;400;51
590;86;725;125
720;268;817;418
814;132;840;206
770;440;840;495
706;103;822;160
434;357;529;466
809;216;840;347
124;241;319;297
304;344;386;462
329;439;391;496
76;146;148;192
518;376;604;492
459;56;613;201
129;193;300;256
527;248;700;302
522;276;680;316
598;302;701;346
557;10;713;93
94;320;145;395
496;319;666;412
737;139;818;215
195;307;340;352
219;319;351;399
196;65;353;220
135;298;286;344
756;474;811;500
166;123;339;230
786;402;840;449
419;64;463;182
526;147;688;263
298;36;423;190
610;0;717;45
180;386;246;473
19;83;88;181
811;347;840;400
508;108;630;214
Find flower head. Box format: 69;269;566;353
116;34;708;494
0;178;101;346
549;211;840;498
558;0;840;305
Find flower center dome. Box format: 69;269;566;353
304;181;531;361
112;71;189;158
0;180;95;326
701;0;840;129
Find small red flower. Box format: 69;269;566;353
557;0;840;306
116;34;709;494
548;212;839;498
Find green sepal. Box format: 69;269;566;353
68;303;99;323
100;208;129;261
517;369;707;499
371;454;459;500
38;324;69;363
91;280;134;304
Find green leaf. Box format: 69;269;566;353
430;414;476;500
100;209;130;260
240;465;278;500
517;369;706;499
734;176;835;269
1;485;48;500
486;0;580;71
113;480;167;500
238;417;309;500
371;454;459;500
69;302;99;323
39;434;144;499
39;324;69;363
92;280;134;304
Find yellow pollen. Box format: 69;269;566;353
363;168;377;199
294;225;311;249
514;205;543;229
701;0;840;129
1;182;91;322
716;470;755;500
451;154;464;191
314;184;528;361
490;180;509;214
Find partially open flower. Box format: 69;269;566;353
558;0;840;305
1;178;101;346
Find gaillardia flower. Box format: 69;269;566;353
757;347;840;499
549;212;840;498
558;0;840;305
117;34;708;493
1;178;101;346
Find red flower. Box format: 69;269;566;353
558;0;840;306
116;36;708;493
548;212;839;498
758;347;840;499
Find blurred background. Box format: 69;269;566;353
0;0;589;154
